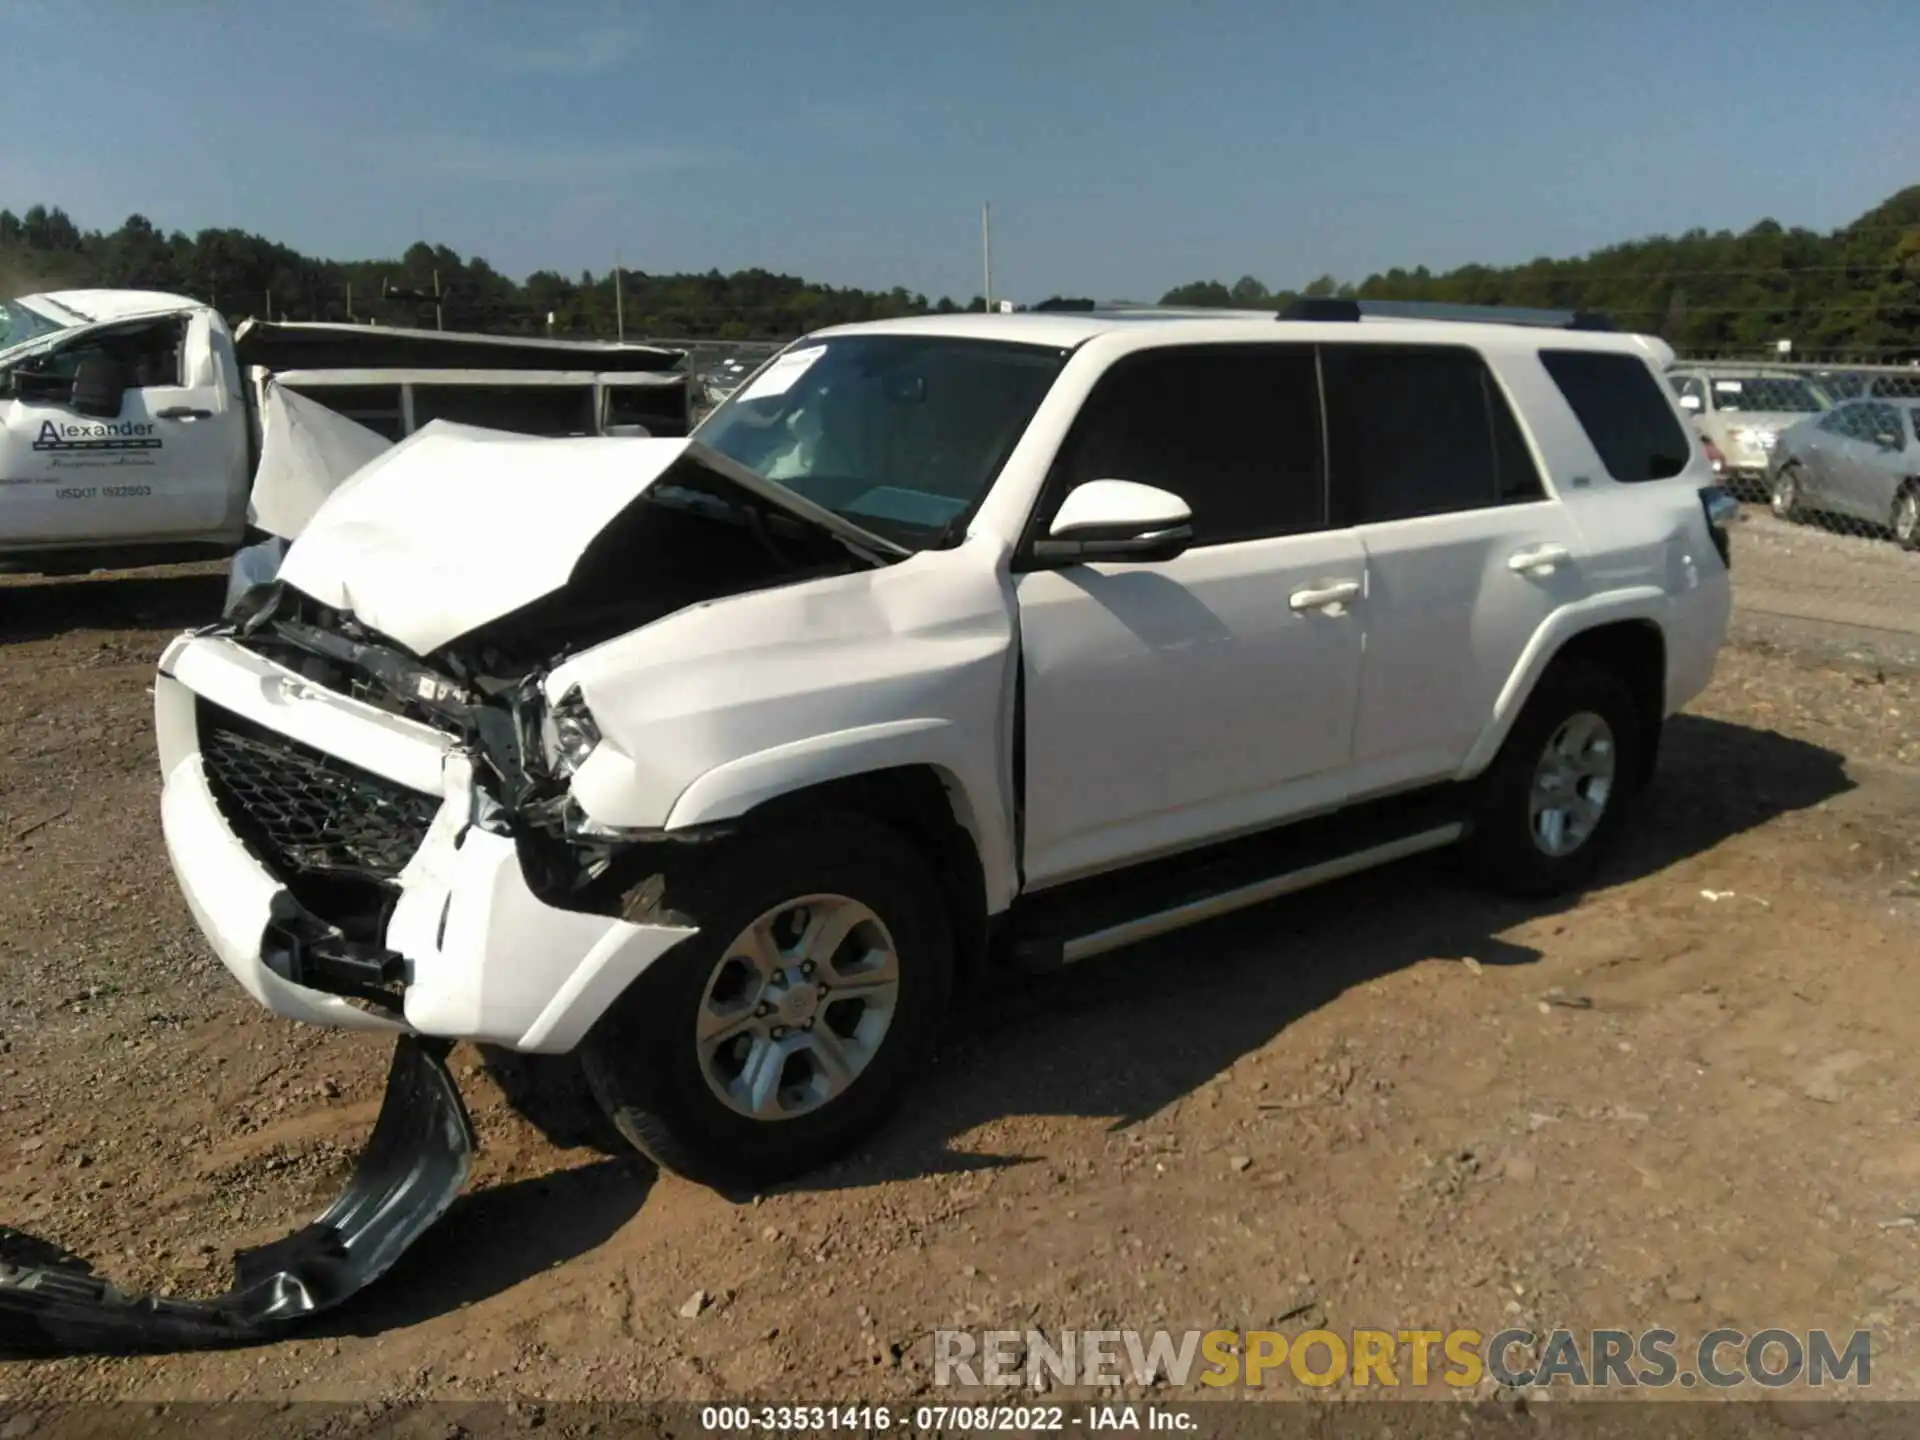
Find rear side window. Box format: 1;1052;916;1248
1046;345;1324;545
1539;350;1692;482
1321;344;1545;524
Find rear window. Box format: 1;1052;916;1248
1538;350;1692;483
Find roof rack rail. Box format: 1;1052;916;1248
1277;297;1616;332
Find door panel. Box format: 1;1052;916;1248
1349;502;1584;793
1322;342;1582;794
1013;340;1363;890
1017;529;1366;888
0;309;240;544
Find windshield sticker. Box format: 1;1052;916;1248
1714;380;1744;392
735;346;828;404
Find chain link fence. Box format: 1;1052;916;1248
1666;355;1920;672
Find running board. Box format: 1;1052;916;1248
1060;823;1464;961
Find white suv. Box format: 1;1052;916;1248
154;300;1734;1192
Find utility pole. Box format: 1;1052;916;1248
981;202;993;313
432;270;444;331
614;249;626;343
346;281;354;322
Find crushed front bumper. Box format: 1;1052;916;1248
156;633;696;1053
0;1035;472;1355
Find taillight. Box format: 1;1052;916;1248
1699;485;1737;569
1702;437;1727;476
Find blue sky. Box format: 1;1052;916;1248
5;0;1916;302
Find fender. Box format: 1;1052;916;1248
1456;586;1669;780
662;718;1019;913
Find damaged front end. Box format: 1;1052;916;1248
0;1035;472;1355
219;579;728;923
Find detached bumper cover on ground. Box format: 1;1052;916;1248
0;1035;473;1356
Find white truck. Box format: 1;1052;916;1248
0;288;693;576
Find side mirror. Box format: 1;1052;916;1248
69;356;127;419
604;423;652;438
1031;479;1193;565
1874;432;1902;451
1677;393;1702;412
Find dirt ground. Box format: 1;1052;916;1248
1;510;1917;1408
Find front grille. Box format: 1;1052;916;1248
198;701;438;880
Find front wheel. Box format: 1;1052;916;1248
580;811;954;1193
1893;483;1919;552
1467;660;1644;898
1770;463;1807;522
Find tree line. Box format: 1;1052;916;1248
0;206;989;340
1161;185;1920;357
3;185;1915;353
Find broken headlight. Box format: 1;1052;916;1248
537;685;602;778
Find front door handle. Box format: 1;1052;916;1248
1289;579;1361;612
1508;543;1571;575
156;406;212;421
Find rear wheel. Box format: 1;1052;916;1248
580;812;954;1193
1893;483;1919;552
1467;659;1644;898
1770;462;1807;522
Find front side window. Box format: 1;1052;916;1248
1043;345;1324;546
1321;344;1543;523
698;335;1068;550
1538;349;1692;483
1817;404;1855;436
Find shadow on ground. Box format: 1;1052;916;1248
0;571;227;644
491;713;1852;1206
792;712;1853;1191
309;1157;655;1339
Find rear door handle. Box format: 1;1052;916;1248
156;406;212;421
1508;543;1571;575
1289;579;1361;612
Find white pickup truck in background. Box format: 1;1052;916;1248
0;288;693;577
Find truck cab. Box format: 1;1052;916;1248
0;289;696;575
0;290;250;569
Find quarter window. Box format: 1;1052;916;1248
1538;349;1692;483
1044;345;1325;546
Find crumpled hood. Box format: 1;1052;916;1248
276;422;899;656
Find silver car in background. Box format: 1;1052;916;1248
1768;396;1920;550
1668;367;1828;499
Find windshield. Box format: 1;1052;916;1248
1709;375;1824;414
0;297;67;354
696;334;1070;548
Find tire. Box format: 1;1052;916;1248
1769;463;1806;523
580;810;954;1193
1467;659;1644;898
1893;483;1920;552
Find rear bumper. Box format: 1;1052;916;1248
156;633;696;1053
